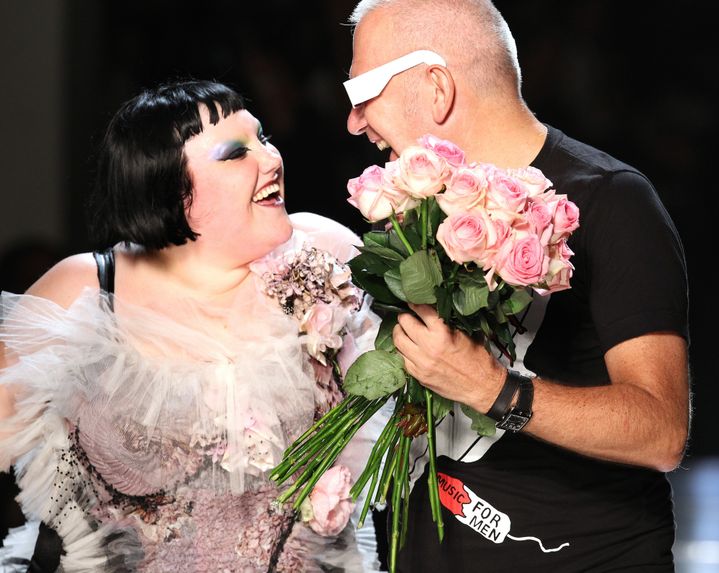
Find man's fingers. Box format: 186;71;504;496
407;303;442;326
393;323;415;354
396;312;425;341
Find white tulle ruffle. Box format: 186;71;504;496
0;214;385;572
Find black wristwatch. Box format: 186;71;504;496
496;371;534;432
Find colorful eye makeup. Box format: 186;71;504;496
209;122;271;161
210;141;249;161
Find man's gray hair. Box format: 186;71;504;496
348;0;522;96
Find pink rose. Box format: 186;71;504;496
506;166;553;197
436;212;497;265
418;134;466;168
393;146;452;199
300;302;347;364
436;166;490;216
492;232;549;287
536;240;574;294
525;199;554;246
347;164;418;222
485;171;529;216
307;465;354;536
549;196;580;241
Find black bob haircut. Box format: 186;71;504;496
88;80;246;250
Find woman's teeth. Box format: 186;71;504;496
376;140;390;151
252;183;280;203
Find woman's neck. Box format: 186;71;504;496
122;242;256;304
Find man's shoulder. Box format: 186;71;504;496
540;125;646;182
537;126;658;214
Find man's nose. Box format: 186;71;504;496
347;105;367;135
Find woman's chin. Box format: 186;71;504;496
264;217;294;252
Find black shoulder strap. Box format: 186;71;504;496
92;249;116;310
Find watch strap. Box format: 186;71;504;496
497;372;534;432
486;370;521;421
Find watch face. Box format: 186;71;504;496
497;411;531;432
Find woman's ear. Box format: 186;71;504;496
428;66;455;124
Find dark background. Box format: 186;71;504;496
1;0;716;544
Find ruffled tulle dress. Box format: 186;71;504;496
0;214;382;572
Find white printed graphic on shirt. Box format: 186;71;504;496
407;294;551;492
438;472;570;553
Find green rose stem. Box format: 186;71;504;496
400;434;412;547
388;203;445;557
280;394;362;458
376;434;400;504
389;213;414;256
425;389;445;541
351;394;405;491
286;398;385;508
389;433;412;572
272;396;385;507
354;414;403;527
420;200;429;250
271;396;363;483
352;398;406;526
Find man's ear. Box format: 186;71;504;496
428;65;455;124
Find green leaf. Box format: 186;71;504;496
375;314;398;352
406;376;426;404
387;226;422;255
363;231;391;249
487;287;501;310
460;404;497;437
435;286;453;321
452;282;489;316
371;302;408;315
348;251;395;276
384;267;407;301
457;269;487;288
495;323;513;346
501;288;533;316
349;268;401;305
427;196;446;239
359;243;406;263
400;250;444;304
344;350;407;399
432;393;453;421
479;314;491;337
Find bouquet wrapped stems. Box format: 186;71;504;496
270;378;445;573
424;389;444;542
272;395;386;505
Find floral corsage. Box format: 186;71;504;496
255;241;363;535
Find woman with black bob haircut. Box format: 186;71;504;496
90;80;245;250
0;79;382;572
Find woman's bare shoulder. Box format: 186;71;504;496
24;253;98;309
290;212;362;246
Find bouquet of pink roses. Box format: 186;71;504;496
271;134;579;572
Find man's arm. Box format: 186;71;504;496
393;304;689;472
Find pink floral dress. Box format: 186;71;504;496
0;214;383;572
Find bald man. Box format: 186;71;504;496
343;1;689;570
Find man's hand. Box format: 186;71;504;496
392;303;506;413
392;304;689;472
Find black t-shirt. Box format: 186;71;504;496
397;126;688;572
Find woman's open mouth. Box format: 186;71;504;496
252;183;284;206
